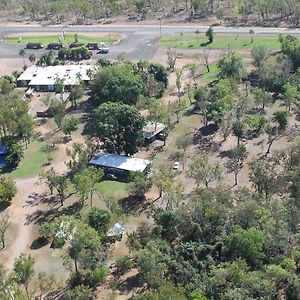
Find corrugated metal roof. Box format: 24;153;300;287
18;65;95;86
89;153;150;173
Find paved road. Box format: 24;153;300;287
0;24;299;60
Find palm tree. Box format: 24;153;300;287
18;48;26;66
86;68;95;81
28;53;36;65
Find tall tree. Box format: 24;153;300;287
226;145;248;186
65;221;103;274
188;153;222;188
0;176;17;207
251;45;271;68
48;99;66;129
0;213;10;249
73;166;104;206
253;88;272;109
206;26;214;43
13;254;35;295
95;102;145;155
281;83;299;111
194;86;209;126
69;83;84;109
62;117;78;137
91;65;143;105
154;168;173;199
28;53;36;65
148;99;170;130
217;52;245;80
167;48;177;73
18;48;26;66
128;171;152;199
232;119;245;146
249;158;281;201
175;68;183;101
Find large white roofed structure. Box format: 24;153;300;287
18;65;95;91
89;153;151;174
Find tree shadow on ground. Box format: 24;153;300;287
78;97;99;137
246;107;266;115
61;201;82;218
25;200;82;225
30;236;50;250
81;112;97;136
193;124;221;154
0;201;10;212
25;192;60;208
119;195;152;216
198;123;219;136
118;273;144;294
200;41;211;47
25;208;60;225
219;149;233;159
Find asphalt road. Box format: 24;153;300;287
0;24;299;60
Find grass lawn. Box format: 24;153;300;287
11;140;56;178
3;33;121;45
96;180;128;199
201;63;218;83
160;34;281;49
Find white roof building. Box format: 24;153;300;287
18;65;95;88
89;153;151;174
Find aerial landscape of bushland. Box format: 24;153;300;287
1;1;300;299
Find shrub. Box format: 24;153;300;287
84;267;109;287
88;207;112;234
116;255;133;274
50;236;65;249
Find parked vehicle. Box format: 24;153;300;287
86;43;99;50
106;173;117;180
69;42;84;48
47;43;63;50
98;42;109;54
173;161;180;171
26;42;43;49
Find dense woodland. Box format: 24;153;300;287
3;31;300;299
0;0;300;26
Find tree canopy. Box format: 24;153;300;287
91;65;144;105
94;102;145;155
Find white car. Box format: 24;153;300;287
173;161;180;171
98;43;109;54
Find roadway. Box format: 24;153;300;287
0;24;299;60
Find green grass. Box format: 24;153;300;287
160;34;281;49
3;33;120;45
201;63;218;83
11;140;56;178
96;180;128;198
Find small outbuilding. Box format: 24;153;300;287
143;122;166;144
89;153;151;180
106;223;125;237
